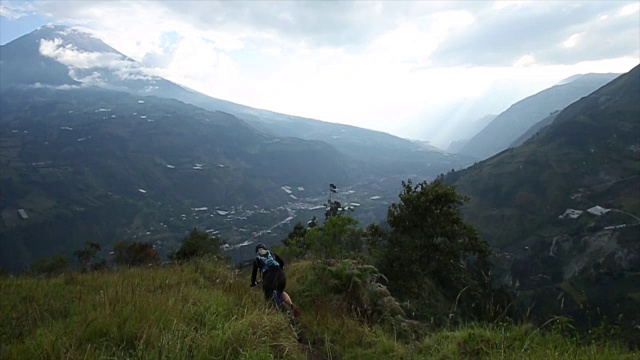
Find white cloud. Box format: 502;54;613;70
67;70;104;85
29;82;83;90
0;2;35;20
0;6;23;19
514;54;537;67
39;38;127;69
563;33;583;48
144;35;241;99
38;36;163;86
619;3;640;16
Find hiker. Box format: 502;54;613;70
250;243;300;317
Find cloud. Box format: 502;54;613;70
30;1;638;69
38;37;161;86
0;1;36;20
39;38;126;69
140;35;241;100
29;82;84;90
429;1;640;66
66;70;104;85
88;1;389;50
30;1;488;54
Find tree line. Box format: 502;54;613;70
22;228;225;276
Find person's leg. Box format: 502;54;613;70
281;291;293;305
275;269;293;305
262;284;271;300
281;290;300;317
263;271;276;301
276;270;299;316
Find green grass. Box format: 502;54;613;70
1;259;637;359
409;323;634;360
1;260;304;359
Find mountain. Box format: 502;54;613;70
0;25;475;272
0;25;474;179
0;86;355;272
458;73;621;160
447;64;640;325
0;25;240;111
0;27;81;88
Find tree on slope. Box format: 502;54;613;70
169;228;224;262
305;215;360;261
113;240;160;267
73;241;101;273
379;178;492;319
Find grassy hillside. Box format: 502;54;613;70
2;258;636;359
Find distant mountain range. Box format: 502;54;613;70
0;86;352;270
448;64;640;326
1;25;473;177
0;25;474;272
457;73;621;160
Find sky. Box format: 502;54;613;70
1;1;639;148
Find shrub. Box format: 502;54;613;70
73;241;101;272
28;254;70;276
169;228;223;262
303;216;359;260
280;222;309;259
112;240;160;267
295;260;425;343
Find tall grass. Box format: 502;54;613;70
1;259;303;359
1;258;636;359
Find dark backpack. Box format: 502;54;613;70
258;250;280;273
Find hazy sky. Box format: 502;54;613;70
1;1;639;148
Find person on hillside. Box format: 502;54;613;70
250;243;300;317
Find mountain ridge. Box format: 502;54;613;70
0;25;471;272
0;25;474;174
0;86;352;272
458;72;621;160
